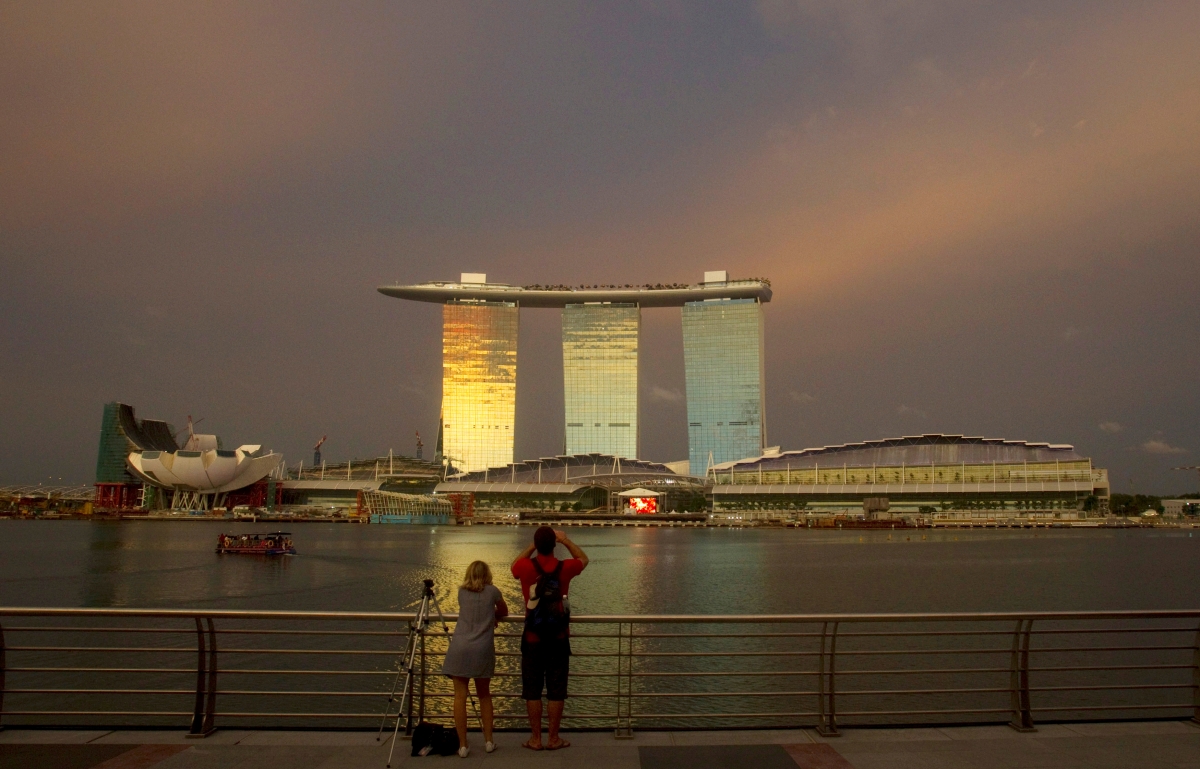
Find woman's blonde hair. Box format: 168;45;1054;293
460;560;493;592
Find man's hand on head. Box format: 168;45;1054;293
554;529;568;544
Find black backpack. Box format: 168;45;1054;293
525;560;570;643
410;721;458;757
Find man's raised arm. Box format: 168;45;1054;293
555;530;588;569
512;542;536;574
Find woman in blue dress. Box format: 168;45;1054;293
442;560;509;757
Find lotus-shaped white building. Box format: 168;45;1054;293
127;443;281;512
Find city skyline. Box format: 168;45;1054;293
1;4;1198;493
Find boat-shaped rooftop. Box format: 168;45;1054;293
378;277;771;308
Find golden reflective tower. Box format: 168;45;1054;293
441;301;518;473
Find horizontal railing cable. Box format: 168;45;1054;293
1;606;1197;735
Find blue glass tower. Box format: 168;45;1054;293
682;298;766;475
563;303;640;458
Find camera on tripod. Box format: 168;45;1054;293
378;577;450;767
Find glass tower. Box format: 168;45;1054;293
682;298;765;475
441;301;518;473
562;303;640;458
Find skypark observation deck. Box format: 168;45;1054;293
379;272;772;475
376;278;772;307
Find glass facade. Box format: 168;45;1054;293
682;298;765;475
441;301;518;473
562;303;640;458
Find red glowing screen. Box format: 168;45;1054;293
628;497;658;514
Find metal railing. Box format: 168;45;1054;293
1;607;1198;735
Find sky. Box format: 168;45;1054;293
2;1;1198;493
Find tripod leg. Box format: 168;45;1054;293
431;593;451;634
386;667;413;768
380;593;430;744
378;614;420;740
390;592;435;766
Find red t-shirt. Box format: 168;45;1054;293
511;554;585;604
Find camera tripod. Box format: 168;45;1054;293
378;579;481;767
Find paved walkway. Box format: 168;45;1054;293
2;721;1199;769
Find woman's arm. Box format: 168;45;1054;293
493;589;510;627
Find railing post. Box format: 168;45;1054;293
816;622;826;733
1008;619;1035;732
188;617;217;737
0;619;6;733
816;621;840;736
615;621;633;738
203;619;217;734
1192;620;1200;726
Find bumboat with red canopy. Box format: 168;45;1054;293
216;532;296;555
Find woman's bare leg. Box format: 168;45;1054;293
474;678;494;743
452;676;469;749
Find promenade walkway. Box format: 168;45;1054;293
3;721;1199;769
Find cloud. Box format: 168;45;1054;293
649;386;683;403
897;404;928;419
789;391;817;405
1098;421;1123;433
1141;439;1187;455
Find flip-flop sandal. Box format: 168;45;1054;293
522;739;544;751
546;740;571;751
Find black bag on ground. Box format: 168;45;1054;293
411;722;460;757
432;726;460;756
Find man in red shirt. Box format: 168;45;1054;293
511;526;588;751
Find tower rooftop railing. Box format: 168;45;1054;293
377;280;771;308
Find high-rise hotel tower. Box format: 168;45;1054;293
379;271;770;474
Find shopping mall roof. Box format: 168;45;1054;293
452;454;690;483
378;279;771;308
714;434;1085;472
441;453;709;494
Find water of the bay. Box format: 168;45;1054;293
3;520;1198;614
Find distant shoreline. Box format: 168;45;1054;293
1;514;1194;530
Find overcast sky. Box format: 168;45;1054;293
2;1;1198;493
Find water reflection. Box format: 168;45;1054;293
0;522;1197;614
83;522;127;607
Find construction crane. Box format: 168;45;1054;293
313;435;327;466
173;416;205;449
415;431;424;460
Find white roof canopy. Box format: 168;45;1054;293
618;487;661;497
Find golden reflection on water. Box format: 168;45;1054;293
0;521;1197;615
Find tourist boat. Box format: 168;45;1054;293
216;532;296;555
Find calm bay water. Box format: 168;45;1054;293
2;520;1199;615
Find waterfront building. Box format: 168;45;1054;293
563;303;640;458
378;271;772;468
441;299;519;473
1162;499;1200;518
709;434;1111;520
682;291;766;475
434;453;709;515
94;402;179;510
